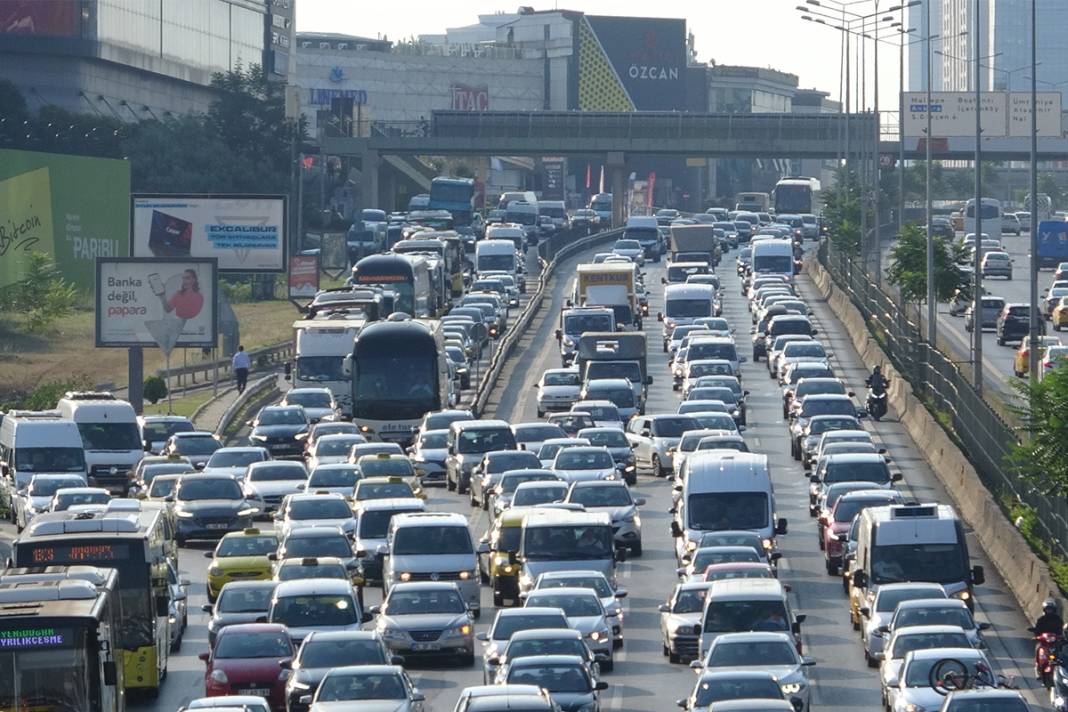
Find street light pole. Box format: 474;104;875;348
1029;0;1040;381
872;0;881;282
898;16;906;240
925;0;936;345
972;0;984;393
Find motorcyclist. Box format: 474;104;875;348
1035;599;1065;637
865;366;889;395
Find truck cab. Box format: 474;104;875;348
556;307;616;366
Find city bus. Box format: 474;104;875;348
347;319;449;446
0;566;125;712
964;198;1003;242
428;177;476;226
351;253;432;317
735;192;771;213
773;177;822;216
10;501;172;693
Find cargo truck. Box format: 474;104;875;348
669;224;719;266
571;263;641;330
575;332;652;413
289;319;364;418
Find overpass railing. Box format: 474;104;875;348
818;239;1068;558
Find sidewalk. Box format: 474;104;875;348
192;372;282;435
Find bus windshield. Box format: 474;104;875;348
0;625;92;712
354;354;438;421
297;356;347;382
775;185;812;214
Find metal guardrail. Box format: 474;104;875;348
155;342;294;388
470;227;624;417
818;240;1068;558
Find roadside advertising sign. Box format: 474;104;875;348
96;257;218;352
288;254;320;298
131;194;287;272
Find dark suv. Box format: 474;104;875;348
996;303;1045;346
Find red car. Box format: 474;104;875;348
821;490;903;576
200;623;294;710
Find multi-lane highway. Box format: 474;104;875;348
35;237;1035;711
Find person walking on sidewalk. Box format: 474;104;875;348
232;346;251;394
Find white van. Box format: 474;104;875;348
56;391;143;495
659;284;717;351
383;512;485;617
849;503;985;612
751;238;796;281
671;452;787;563
0;411;88;517
697;578;804;657
476;238;521;285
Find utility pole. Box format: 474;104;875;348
873;0;882;283
1028;0;1040;382
972;0;984;393
897;10;906;239
925;0;936;345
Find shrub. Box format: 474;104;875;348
144;376;168;404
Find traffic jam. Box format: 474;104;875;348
0;204;1035;712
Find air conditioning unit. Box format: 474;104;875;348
320;42;330;49
338;43;349;50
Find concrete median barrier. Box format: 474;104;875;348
805;255;1065;617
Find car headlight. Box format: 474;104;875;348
955;590;971;601
208;566;222;576
209;669;228;684
237;507;258;517
459;569;476;580
904;705;927;712
250;434;268;442
379;625;406;641
780;682;803;695
588;630;606;642
399;572;412;582
622;514;637;523
175;510;195;519
289;680;312;691
455;623;473;636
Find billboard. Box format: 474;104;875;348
579;16;687;112
0;0;79;37
131;194;287;272
288;255;320;298
903;92;1063;138
0;148;130;291
96;258;218;352
450;84;490;111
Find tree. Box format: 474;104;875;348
1009;367;1068;495
821;167;865;255
143;376;168;405
886;224;969;304
1038;173;1065;210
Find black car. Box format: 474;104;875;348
996;303;1045;346
931;217;955;239
285;631;401;712
248;405;310;458
172;475;258;544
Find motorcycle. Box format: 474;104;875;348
866;387;889;421
1030;629;1061;688
1053;653;1068;709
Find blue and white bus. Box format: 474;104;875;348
773;177;822;216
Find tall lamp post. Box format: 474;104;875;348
1029;0;1040;382
972;0;983;394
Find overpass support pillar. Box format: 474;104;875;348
361;148;380;210
606;152;626;229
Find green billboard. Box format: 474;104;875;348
0;148;130;291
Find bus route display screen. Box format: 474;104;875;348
0;626;75;651
26;543;131;565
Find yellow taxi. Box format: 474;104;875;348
1053;298;1068;331
205;528;278;602
1013;336;1062;377
478;507;536;607
354;454;425;499
353;476;423;502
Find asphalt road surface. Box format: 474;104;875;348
0;238;1042;711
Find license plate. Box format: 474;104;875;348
206;523;229;530
238;688;270;696
411;642;438;651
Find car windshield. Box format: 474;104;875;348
693;676;783;706
513;486;566;506
277;563;347;581
896;607;974;630
393;526;471;555
501;474;556;494
147;477;178;498
75;422;141;450
569;486;631;507
508;637;586;660
54;491;108;509
834;498;892;523
523;524;614;560
30;478;84;496
652;417;699;437
214;630;292;660
673;588;708;613
286;393;332;408
666;299;712;318
289;499;352;520
508;664;590;693
208;451;264;468
703;601;789;633
284;535;351;559
458;429;516;454
317;672;406;701
273;594;358;627
904;657;985;687
538;575;612;598
688;363;733;378
877;588;944;613
784;344;826;358
585;362;642;382
555;450;614;469
693;549;762;570
707;641;797;667
576;404;621;421
358;459;414;477
544;372;580;387
688;492;769;530
891;632;971;659
387;588;467;615
941;700;1028;712
492;613;568;640
217;586;273;613
580;430;628;448
823;462;890;484
142;420;194;441
689;343;737;361
809;418;860;435
309;467;360;488
217;535;277;557
356;482;413;500
300;639;386;668
250;465;306;482
515;425;567;443
317;438;364;456
259;409;306;426
419;432;449;449
174;436;221;455
178;478;242;501
527;593;601;617
487;453;541;473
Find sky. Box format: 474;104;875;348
296;0;907;111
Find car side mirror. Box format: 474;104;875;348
859;606;871;617
614;548;628;563
646;376;654;385
634;498;646;507
299;695;313;706
670;521;683;538
877;624;890;634
198;652;211;662
771;552;783;562
776;518;788;535
595;681;609;691
891;473;903;483
477;541;490;554
361;612;373;623
676;699;688;709
103;660;118;686
476;632;489;642
658;603;670;613
614;589;628;599
852;570;867;588
412;691;426;702
203;551;214;559
809;475;819;483
972;565;985;585
978;622;991;631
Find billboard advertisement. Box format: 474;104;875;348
450;84;490;111
96;258;218;352
578;15;687;112
1;0;79;37
0;148;130;292
131;194;287;272
288;255;320;298
903;92;1063;138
